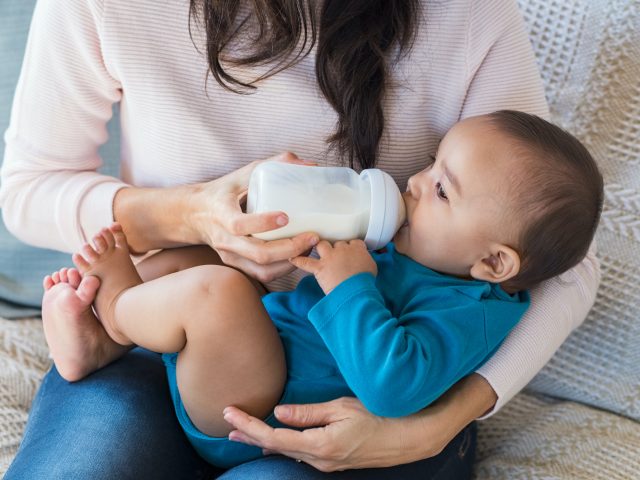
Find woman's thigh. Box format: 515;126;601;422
218;421;477;480
4;348;222;480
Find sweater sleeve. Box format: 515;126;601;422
308;273;493;418
0;0;127;253
460;0;600;417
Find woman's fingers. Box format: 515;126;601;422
216;251;296;284
221;233;319;266
224;407;312;453
272;401;343;428
224;408;346;472
220;210;289;237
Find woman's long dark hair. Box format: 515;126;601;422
189;0;420;169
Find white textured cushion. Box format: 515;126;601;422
0;318;49;474
517;0;640;422
476;393;640;479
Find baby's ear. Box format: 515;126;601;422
470;245;520;284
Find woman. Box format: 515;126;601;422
0;0;599;478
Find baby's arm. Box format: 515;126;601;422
307;273;490;417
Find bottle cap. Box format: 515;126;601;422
360;169;407;250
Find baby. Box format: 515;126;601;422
41;110;603;468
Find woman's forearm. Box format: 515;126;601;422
406;373;496;459
113;184;203;254
0;165;127;252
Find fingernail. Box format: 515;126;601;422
308;235;319;247
276;215;288;226
275;405;290;419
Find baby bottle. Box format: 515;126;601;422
246;162;406;250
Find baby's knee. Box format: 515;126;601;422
188;264;254;302
182;265;263;339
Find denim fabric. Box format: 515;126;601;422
5;348;476;480
218;425;477;480
0;0;120;318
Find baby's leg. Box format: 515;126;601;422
74;224;286;437
135;245;267;294
42;242;233;382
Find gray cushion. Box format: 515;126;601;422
0;0;120;318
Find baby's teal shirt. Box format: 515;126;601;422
274;243;530;418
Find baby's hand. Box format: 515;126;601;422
290;240;377;294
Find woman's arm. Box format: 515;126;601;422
223;373;495;472
113;155;319;282
0;0;124;253
0;0;316;282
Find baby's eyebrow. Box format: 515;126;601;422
443;164;462;196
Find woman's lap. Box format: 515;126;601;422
218;423;477;480
4;348;476;480
4;348;217;480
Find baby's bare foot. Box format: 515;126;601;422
73;223;142;346
42;267;126;381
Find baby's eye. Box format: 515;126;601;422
436;182;448;201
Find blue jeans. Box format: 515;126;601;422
5;348;476;479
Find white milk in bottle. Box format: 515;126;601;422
246;162;406;249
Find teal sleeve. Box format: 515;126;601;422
308;273;488;418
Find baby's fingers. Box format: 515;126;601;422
289;255;321;273
315;240;333;257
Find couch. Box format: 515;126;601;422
1;0;638;477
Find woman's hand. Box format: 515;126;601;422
222;374;496;472
224;397;409;472
187;152;320;283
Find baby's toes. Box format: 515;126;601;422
67;268;82;288
93;233;108;254
72;253;91;273
43;275;55;291
109;223;128;248
76;275;100;305
81;243;100;263
100;227;118;250
52;271;61;284
59;267;69;283
100;227;115;249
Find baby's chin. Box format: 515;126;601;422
391;230;405;250
391;231;410;257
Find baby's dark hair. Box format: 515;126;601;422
488;110;604;292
